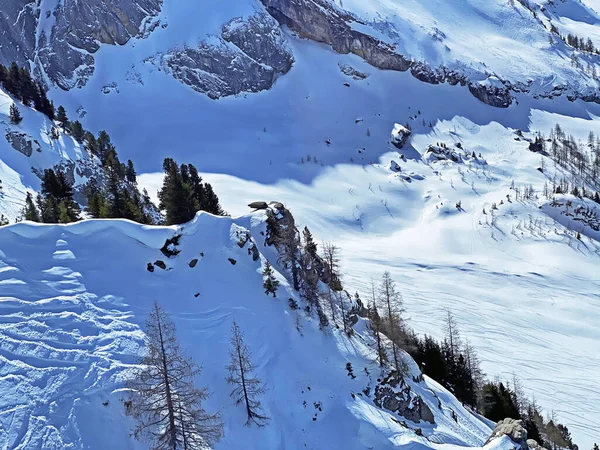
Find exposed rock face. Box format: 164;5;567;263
5;131;40;157
423;144;463;163
262;0;410;72
159;13;293;99
485;418;529;448
0;0;162;89
259;0;516;107
373;372;435;424
391;123;411;149
468;77;512;108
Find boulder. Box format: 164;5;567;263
189;258;198;268
248;201;269;210
391;124;411;149
390;160;402;172
484;418;529;448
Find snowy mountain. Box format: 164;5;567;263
0;209;497;449
1;0;600;448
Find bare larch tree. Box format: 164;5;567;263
226;321;269;426
126;301;222;450
378;271;406;373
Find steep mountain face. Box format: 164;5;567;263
153;13;293;98
0;0;162;89
0;208;496;449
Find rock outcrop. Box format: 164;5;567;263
158;13;293;99
0;0;162;89
391;123;412;149
373;372;435;424
484;418;529;449
5;131;40;157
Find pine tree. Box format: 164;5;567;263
592;443;599;450
70;121;85;143
378;271;406;373
9;103;22;124
125;159;137;183
262;260;279;297
159;158;195;225
126;302;223;450
226;321;269;426
56;105;69;127
302;227;317;257
22;192;40;222
0;214;8;226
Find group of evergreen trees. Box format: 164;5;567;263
19;159;154;225
158;158;225;225
0;62;55;119
126;302;268;449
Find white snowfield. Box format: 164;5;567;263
1;0;600;447
0;213;498;449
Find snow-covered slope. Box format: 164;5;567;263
2;0;600;447
0;88;91;221
0;212;497;449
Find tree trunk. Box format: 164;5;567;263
236;337;252;422
157;310;178;450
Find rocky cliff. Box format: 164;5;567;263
0;0;162;89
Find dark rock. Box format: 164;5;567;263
194;292;200;298
468;77;512;108
373;372;434;424
248;201;269;210
189;258;198;268
269;201;284;210
390;124;411;149
147;262;154;272
248;243;260;261
160;235;181;258
228;258;237;265
390;160;402;172
154;260;167;270
5;131;41;157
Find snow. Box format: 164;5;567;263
0;213;496;449
2;0;600;446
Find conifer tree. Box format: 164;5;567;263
378;271;405;373
56;105;69;127
9;103;22;124
302;227;317;257
126;159;137;183
22;192;40;222
126;302;222;450
70;121;85;143
262;261;279;297
226;321;269;426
